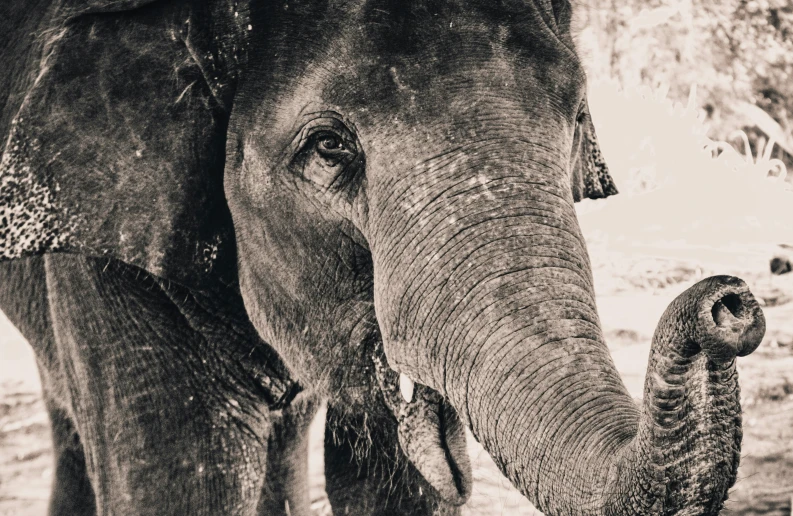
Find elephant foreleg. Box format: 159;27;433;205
0;258;95;515
44;400;96;516
44;255;274;515
323;404;460;516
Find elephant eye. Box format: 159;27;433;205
317;134;344;153
290;122;364;192
575;102;589;127
311;131;356;167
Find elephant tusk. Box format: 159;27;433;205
399;373;415;403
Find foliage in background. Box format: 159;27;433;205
576;0;793;175
579;79;793;273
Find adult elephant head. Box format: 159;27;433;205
1;0;761;515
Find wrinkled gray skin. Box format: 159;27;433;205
0;1;766;515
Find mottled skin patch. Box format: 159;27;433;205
570;111;618;202
0;120;75;258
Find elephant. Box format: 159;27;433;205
0;0;766;515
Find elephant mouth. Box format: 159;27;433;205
372;344;473;505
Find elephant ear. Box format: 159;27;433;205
0;0;253;291
570;105;619;202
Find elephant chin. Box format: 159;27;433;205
373;345;472;505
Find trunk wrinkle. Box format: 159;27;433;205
373;156;762;514
400;224;589;340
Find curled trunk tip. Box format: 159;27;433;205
625;275;766;514
665;274;765;364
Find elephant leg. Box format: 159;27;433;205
0;258;95;515
323;404;459;516
44;255;273;516
257;393;320;516
44;399;96;516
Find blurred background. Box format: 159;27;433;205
2;1;793;514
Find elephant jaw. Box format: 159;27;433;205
372;344;472;505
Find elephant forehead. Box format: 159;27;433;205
240;0;584;132
354;7;578;106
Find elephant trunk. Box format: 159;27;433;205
610;275;764;514
370;159;764;514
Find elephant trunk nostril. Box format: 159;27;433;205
680;276;766;364
711;293;743;327
708;289;765;360
733;291;766;357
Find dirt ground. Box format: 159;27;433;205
2;239;793;515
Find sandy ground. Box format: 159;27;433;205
2;243;793;515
